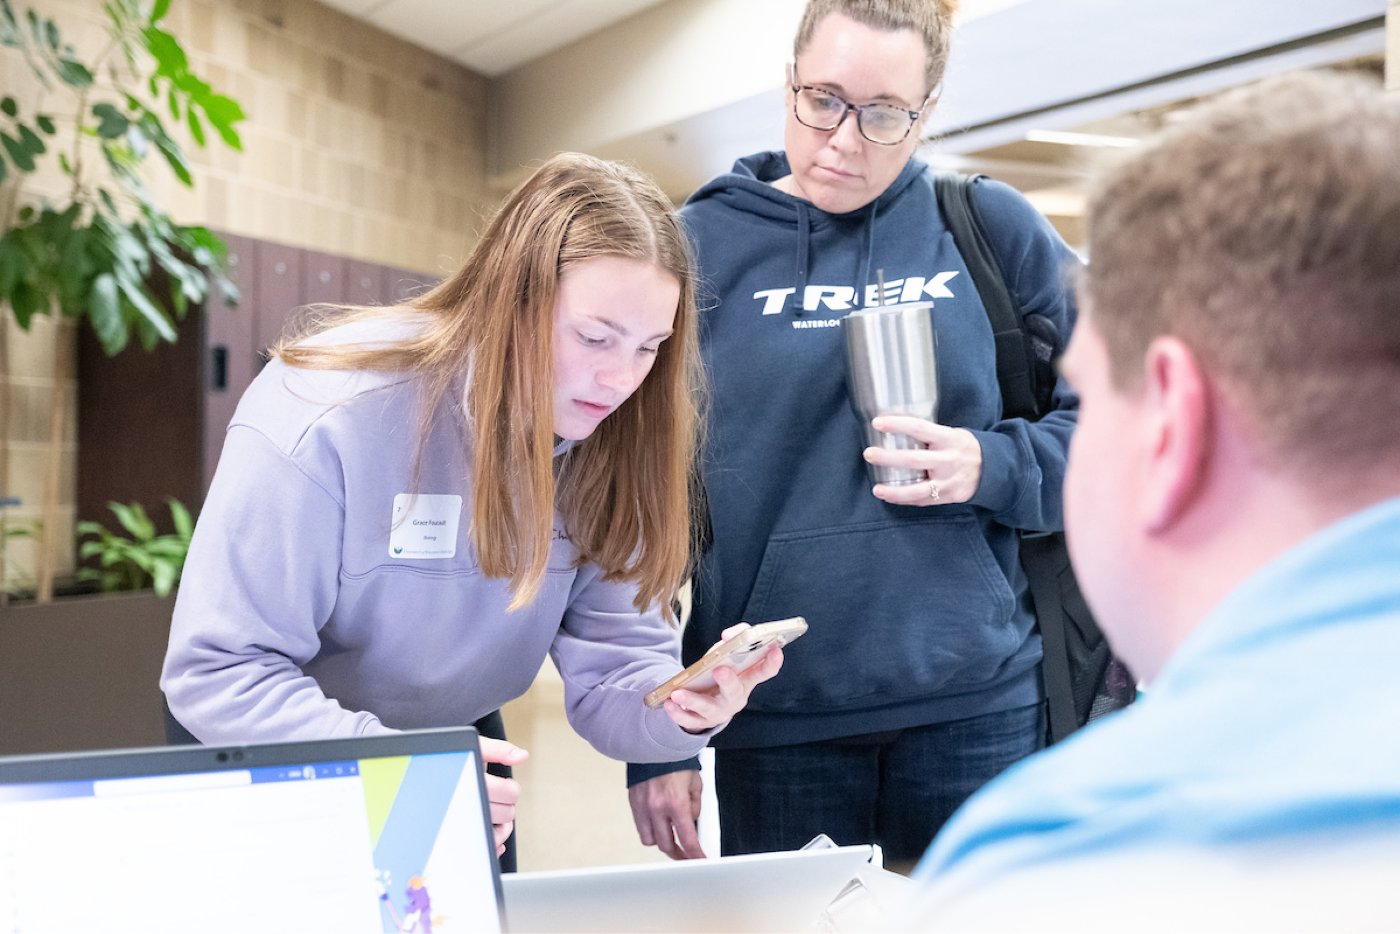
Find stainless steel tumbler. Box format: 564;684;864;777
844;301;938;485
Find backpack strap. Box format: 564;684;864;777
933;173;1042;421
1019;531;1083;744
934;170;1078;742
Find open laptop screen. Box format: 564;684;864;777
0;727;503;934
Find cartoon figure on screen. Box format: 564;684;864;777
401;876;438;933
376;870;440;933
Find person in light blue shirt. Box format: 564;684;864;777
901;70;1400;931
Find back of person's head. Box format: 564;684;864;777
793;0;960;94
1082;70;1400;483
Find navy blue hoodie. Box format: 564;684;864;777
642;151;1080;770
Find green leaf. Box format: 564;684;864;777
17;204;32;222
102;1;122;39
168;498;193;540
186;107;204;146
151;0;171;25
87;273;125;355
142;26;187;79
54;58;92;88
17;123;44;157
57;226;92;310
1;131;35;171
143;539;187;558
115;272;177;344
9;280;42;328
122;548;155;574
36;113;55;134
151;561;176;597
167;87;179;120
152;247;204;307
0;237;24;297
112;227;151;278
77;494;192;594
58;152;71;174
92;102;129;139
146;117;192;186
198;94;245;149
1;96;15;117
110;502;156;542
0;157;6;185
43;17;56;50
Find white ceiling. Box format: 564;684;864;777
313;0;1388;245
315;0;672;76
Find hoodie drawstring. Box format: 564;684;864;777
789;196;881;317
791;202;811;316
857;200;879;308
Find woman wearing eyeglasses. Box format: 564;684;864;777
627;0;1082;871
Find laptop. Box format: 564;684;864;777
0;727;503;934
502;842;877;933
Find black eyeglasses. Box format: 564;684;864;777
790;64;934;145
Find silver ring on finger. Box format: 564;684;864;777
926;479;941;503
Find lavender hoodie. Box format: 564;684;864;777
162;322;711;762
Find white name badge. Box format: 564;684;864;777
388;493;462;560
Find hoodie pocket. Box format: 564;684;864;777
739;515;1019;711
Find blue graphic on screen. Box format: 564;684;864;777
362;751;471;933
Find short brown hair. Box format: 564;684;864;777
793;0;960;95
1082;70;1400;478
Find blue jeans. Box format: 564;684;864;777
714;703;1044;864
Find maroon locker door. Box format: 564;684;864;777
253;242;303;366
76;281;203;534
346;259;388;306
302;248;348;307
202;233;258;493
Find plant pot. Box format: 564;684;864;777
0;590;175;755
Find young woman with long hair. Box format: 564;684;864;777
163;152;783;858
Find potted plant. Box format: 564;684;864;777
0;497;196;753
77;497;192;596
1;0;244;754
0;0;244;601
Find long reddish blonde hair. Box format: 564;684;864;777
277;153;703;617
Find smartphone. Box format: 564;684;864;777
643;616;807;709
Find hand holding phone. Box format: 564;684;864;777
644;616;807;710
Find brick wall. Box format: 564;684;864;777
1;0;490;588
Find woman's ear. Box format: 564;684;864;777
1141;336;1211;533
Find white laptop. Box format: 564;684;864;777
502;842;877;933
0;727;503;934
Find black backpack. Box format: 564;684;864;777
934;172;1136;744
